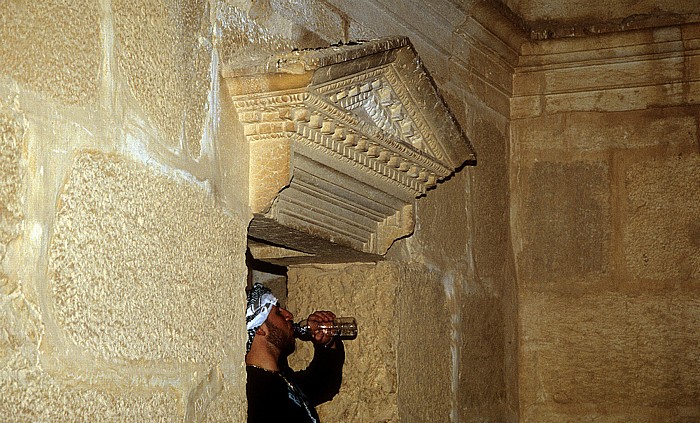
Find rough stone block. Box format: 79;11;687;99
48;151;247;363
397;264;452;423
521;291;700;420
270;0;345;42
513;108;698;152
624;154;700;282
114;0;211;156
521;160;611;286
287;262;400;423
0;0;100;105
507;0;700;27
406;167;471;270
0;103;24;295
468;111;510;287
458;293;507;417
248;138;291;212
217;3;330;70
0;372;181;421
1;291;182;420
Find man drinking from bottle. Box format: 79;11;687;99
245;283;345;423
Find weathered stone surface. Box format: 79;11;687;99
3;0;700;422
396;264;452;423
325;0;469;83
390;143;515;422
387;72;516;420
0;370;180;421
287;262;400;423
0;102;24;295
1;275;181;420
624;154;700;282
457;292;512;420
269;0;345;42
114;0;211;156
224;37;475;260
512;26;700;117
521;160;611;286
512;9;700;422
217;3;322;68
49;151;246;363
202;384;246;422
502;0;700;37
0;0;100;105
247;137;292;213
465;110;510;289
521;290;700;421
513;108;698;152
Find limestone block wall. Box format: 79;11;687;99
511;25;700;422
278;3;520;422
287;263;402;423
4;0;507;421
11;1;698;422
388;165;516;423
287;262;455;423
0;0;254;420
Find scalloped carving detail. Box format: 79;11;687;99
223;37;475;261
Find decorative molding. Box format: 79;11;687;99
223;37;475;263
454;2;700;119
512;24;700;118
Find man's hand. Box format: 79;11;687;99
306;310;337;348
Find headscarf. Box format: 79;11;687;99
245;283;278;353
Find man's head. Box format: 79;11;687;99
245;283;295;356
263;304;296;356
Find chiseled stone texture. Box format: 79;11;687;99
624;154;700;282
513;108;698;152
202;384;246;422
113;0;211;156
0;0;100;105
457;292;509;419
521;290;700;422
49;151;246;363
2;260;179;420
287;262;400;423
0;104;24;294
521;160;611;286
1;365;178;420
268;0;345;42
396;263;452;423
390;106;516;421
217;3;296;67
216;2;332;73
502;0;700;28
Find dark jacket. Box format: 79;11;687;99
246;343;345;423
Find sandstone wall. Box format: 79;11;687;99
284;3;520;422
6;1;697;422
512;25;700;422
0;1;251;420
287;263;402;423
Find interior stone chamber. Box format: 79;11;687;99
1;1;699;421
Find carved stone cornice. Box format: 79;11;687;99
222;37;476;264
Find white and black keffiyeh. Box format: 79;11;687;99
246;283;278;353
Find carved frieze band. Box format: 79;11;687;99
228;37;476;259
232;69;451;196
313;65;446;164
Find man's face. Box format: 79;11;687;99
264;305;295;356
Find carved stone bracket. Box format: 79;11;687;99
222;37;476;264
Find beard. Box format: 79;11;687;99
267;321;295;357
